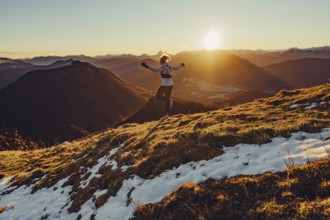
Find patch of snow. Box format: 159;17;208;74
289;104;300;109
122;151;130;157
1;131;329;220
80;156;108;189
304;102;318;110
121;165;135;172
0;176;14;192
94;128;330;219
0;177;74;219
106;160;118;170
290;101;327;110
95;176;144;220
80;144;125;188
78;198;96;219
94;189;108;198
77;154;89;161
60;141;70;147
109;146;122;157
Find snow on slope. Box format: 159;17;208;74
289;101;326;109
0;129;329;220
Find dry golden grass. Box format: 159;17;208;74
0;84;329;214
133;159;330;220
296;198;330;219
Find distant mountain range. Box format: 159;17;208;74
20;51;166;75
3;46;330;104
20;46;330;68
0;58;34;89
0;58;75;89
21;55;97;66
230;46;330;66
9;46;328;104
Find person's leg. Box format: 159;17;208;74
156;86;167;101
164;86;173;114
157;86;173;116
156;86;169;116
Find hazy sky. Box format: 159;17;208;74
1;0;329;58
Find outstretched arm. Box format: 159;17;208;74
170;63;185;71
141;62;165;72
146;66;165;72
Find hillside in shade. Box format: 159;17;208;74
222;89;271;105
0;58;35;89
0;58;76;89
264;58;330;88
122;96;216;124
0;61;147;149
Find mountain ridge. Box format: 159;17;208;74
0;61;147;149
264;58;330;88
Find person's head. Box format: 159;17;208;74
160;54;171;64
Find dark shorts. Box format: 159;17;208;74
156;85;173;101
156;85;173;114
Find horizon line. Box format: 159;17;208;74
1;45;330;60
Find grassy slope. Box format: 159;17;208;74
134;159;330;220
0;84;329;215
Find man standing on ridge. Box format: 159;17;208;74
141;54;185;119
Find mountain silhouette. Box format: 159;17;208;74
0;61;146;149
231;46;330;66
173;50;286;89
0;58;77;89
264;58;330;88
0;58;35;89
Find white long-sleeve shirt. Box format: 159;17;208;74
147;64;183;86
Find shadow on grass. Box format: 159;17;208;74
141;118;167;143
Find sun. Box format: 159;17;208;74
203;31;221;50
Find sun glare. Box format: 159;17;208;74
203;31;221;50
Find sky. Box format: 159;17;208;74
0;0;329;58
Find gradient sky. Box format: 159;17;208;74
1;0;329;58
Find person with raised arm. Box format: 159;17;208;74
141;54;185;118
